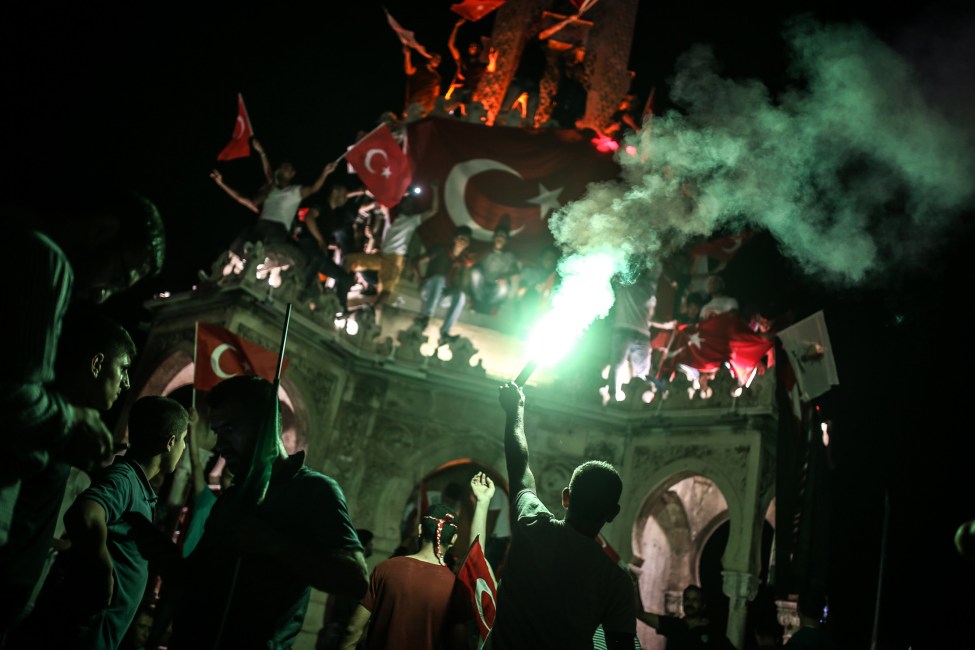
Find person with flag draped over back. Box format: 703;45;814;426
168;377;367;650
489;383;635;649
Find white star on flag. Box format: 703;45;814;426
381;166;392;178
526;183;563;220
688;332;704;348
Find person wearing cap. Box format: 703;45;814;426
413;225;475;346
469;220;520;316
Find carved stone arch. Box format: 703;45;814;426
627;458;741;557
136;349;194;399
629;466;733;650
366;433;506;548
695;510;732;579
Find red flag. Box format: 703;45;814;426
384;9;432;58
661;313;773;382
456;537;497;641
690;232;753;262
194;322;289;392
216;93;254;162
641;86;656;125
346;125;413;208
406;117;620;255
451;0;505;22
596;533;622;565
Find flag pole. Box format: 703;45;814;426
333;121;392;166
869;492;891;650
191;321;199;411
213;304;293;650
273;303;293;387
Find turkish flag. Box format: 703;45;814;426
451;0;505;22
194;322;289;392
661;313;773;382
690;232;754;262
384;8;432;58
216;93;254;162
456;536;497;642
596;533;625;567
346;125;413;208
406;117;620;255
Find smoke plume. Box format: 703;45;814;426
550;17;974;288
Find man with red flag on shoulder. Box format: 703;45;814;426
489;383;635;649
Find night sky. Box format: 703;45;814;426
3;1;974;646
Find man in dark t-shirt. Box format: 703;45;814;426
169;377;368;650
490;384;635;649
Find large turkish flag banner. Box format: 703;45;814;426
406;117;620;255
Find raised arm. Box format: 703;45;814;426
498;383;536;496
210;169;260;213
447;18;466;80
469;472;497;585
420;179;440;222
301;161;337;199
252;138;274;185
403;46;416;75
469;472;495;548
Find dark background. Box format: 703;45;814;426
2;2;973;646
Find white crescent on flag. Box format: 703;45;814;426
474;577;496;630
444;159;531;241
210;343;239;379
364;148;390;174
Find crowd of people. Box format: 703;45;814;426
0;10;845;650
2;191;838;649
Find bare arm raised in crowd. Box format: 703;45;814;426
420;179;440;222
210;170;259;213
300;161;338;200
469;471;498;585
251;138;274;185
498;382;536;497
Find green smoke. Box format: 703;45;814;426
550;18;975;286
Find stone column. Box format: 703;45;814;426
722;570;760;649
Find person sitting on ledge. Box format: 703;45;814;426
469;219;520;316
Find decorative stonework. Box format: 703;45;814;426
134;284;779;649
394;321;429;362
